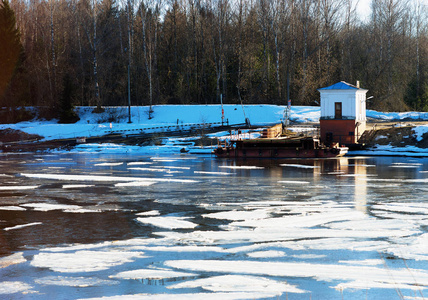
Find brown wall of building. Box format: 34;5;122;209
320;119;361;145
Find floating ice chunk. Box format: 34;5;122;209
168;274;305;294
280;164;320;169
136;210;160;216
161;166;191;170
62;184;95;189
31;250;146;273
20;173;198;183
247;250;286;258
338;259;383;266
277;180;310;184
78;291;280;300
387;233;428;261
124;245;227;253
4;222;42;231
115;181;155;187
280;238;391;252
0;281;33;294
0;252;26;268
367;178;428;183
0;206;26;211
203;209;272;221
127;162;152;165
334;279;425;291
219;166;264;170
391;162;422;166
128;167;169;172
194;171;232;175
325;218;418;231
21;203;82;212
0;185;38;190
164;260;428;290
390;164;421;168
372;203;428;215
94;162;123;166
155;224;411;247
136;216;197;229
292;254;326;259
229;210;367;230
150;158;177;162
111;268;197;280
35;276;119;287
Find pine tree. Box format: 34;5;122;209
0;0;22;99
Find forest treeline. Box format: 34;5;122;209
1;0;428;122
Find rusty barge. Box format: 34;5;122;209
213;124;348;159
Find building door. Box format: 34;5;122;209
335;102;342;119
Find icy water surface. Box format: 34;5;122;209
0;153;428;299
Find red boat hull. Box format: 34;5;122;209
214;146;347;158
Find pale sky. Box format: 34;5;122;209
354;0;428;21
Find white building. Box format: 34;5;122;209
318;81;368;145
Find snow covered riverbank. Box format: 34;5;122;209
1;105;428;156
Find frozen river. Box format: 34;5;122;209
0;152;428;299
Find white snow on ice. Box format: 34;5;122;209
4;222;42;231
136;216;198;229
0;252;26;268
110;268;197;280
31;250;147;273
35;276;119;287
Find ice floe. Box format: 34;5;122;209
79;291;280;300
202;208;273;221
35;276;119;287
0;281;33;295
0;252;26;268
94;162;124;167
387;233;428;261
62;184;95;189
114;181;155;187
280;164;320;169
277;180;311;184
194;171;232;175
247;250;286;258
136;210;160;216
0;206;26;211
128;167;169;172
371;203;428;215
218;166;264;170
0;185;39;190
136;216;198;229
127;162;153;165
110;268;197;280
168;274;305;294
4;222;42;231
21;203;83;212
20;173;198;183
164;260;428;291
31;250;147;273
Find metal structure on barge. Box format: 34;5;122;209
213;126;348;159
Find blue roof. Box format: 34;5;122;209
318;81;358;90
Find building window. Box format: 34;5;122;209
335;102;342;119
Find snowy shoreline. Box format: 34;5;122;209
0;105;428;157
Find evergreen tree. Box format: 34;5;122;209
0;0;22;100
